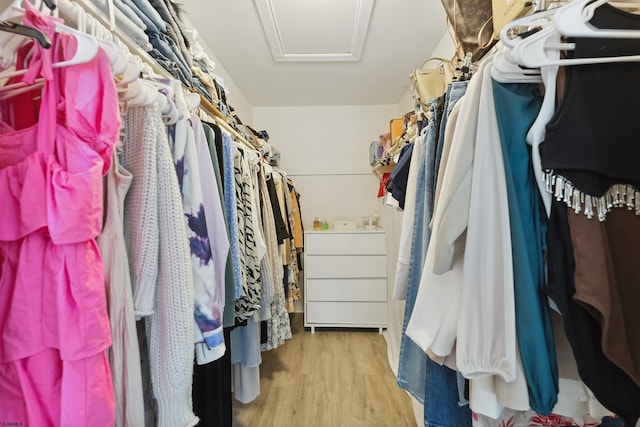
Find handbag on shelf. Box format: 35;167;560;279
492;0;532;38
374;118;407;168
440;0;497;62
369;140;380;166
409;58;450;110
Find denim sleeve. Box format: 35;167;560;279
119;0;160;33
113;0;146;31
130;0;167;32
147;0;193;67
149;32;193;87
94;0;152;50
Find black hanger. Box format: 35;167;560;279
0;21;51;48
43;0;56;10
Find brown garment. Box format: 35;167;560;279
567;207;640;386
288;181;304;250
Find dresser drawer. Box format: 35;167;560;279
306;278;387;302
306;302;387;325
305;255;386;279
306;232;385;255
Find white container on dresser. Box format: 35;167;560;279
304;229;387;334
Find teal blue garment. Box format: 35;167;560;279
492;81;558;414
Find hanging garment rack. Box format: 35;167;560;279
55;0;258;151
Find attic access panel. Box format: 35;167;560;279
254;0;375;62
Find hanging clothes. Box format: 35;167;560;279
98;151;146;427
230;147;267;404
167;82;224;355
192;328;233;427
202;122;238;328
288;179;305;252
261;166;293;351
282;173;301;310
256;166;275;323
191;113;229;365
546;200;640;427
0;4;119;424
397;103;441;404
222;132;244;301
492;80;558;415
141;103;197;427
540;5;640;425
233;145;263;322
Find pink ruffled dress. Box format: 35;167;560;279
0;4;119;426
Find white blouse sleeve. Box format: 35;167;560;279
456;62;517;383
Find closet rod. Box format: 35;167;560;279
196;93;258;151
58;0;257;152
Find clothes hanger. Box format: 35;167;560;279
553;0;640;38
0;20;50;47
525;61;558;217
0;79;43;99
116;57;140;89
491;52;543;83
144;79;179;124
80;7;121;71
123;79;159;108
184;92;201;111
500;7;557;48
0;1;49;67
512;23;640;68
0;19;99;83
504;0;640;68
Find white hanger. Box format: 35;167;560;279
553;0;640;38
107;33;131;77
511;22;640;67
525;60;559;217
184;92;200;111
142;78;179;124
120;78;143;103
81;8;121;71
124;79;159;108
118;57;140;86
500;7;557;48
0;17;99;82
131;80;173;112
491;50;542;83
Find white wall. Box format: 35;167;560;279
253;105;400;229
190;25;254;123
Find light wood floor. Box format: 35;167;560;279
232;314;417;427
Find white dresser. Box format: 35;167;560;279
304;229;387;334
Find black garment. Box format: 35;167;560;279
386;142;414;209
266;177;289;244
540;4;640;197
193;328;233;427
545;199;640;427
283;265;289;299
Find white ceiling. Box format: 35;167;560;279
181;0;448;107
